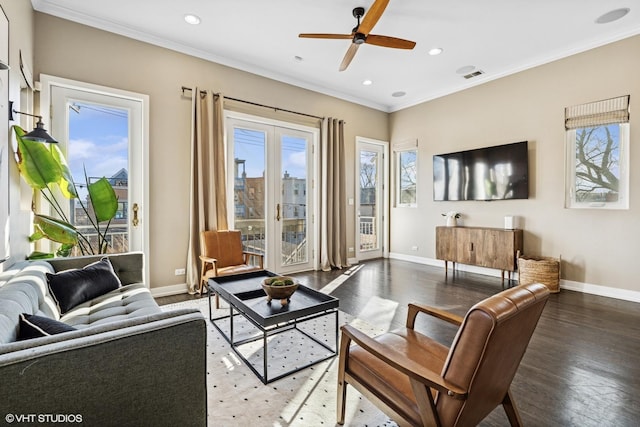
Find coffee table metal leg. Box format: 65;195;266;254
229;304;234;344
263;330;268;383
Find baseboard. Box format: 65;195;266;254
388;252;640;303
150;283;190;298
560;279;640;303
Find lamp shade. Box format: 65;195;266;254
22;119;58;143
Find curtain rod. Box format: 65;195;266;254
181;86;323;120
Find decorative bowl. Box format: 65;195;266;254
261;276;299;305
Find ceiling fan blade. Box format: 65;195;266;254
358;0;390;35
339;43;360;72
299;33;353;40
366;34;416;49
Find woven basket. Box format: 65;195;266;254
518;255;561;293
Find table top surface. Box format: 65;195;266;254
209;270;339;327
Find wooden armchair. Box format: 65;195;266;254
337;283;550;426
198;230;264;304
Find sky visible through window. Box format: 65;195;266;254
67;102;128;199
234;128;306;179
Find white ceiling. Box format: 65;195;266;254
32;0;640;112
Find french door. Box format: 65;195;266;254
356;138;388;260
226;114;316;274
43;76;148;261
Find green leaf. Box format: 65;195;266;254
33;214;79;245
88;177;118;222
27;251;56;260
56;243;75;257
13;126;62;189
50;144;78;199
28;229;46;242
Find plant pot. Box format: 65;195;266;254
261;277;299;305
446;217;457;227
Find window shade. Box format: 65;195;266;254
565;95;630;130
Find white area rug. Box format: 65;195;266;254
163;297;397;427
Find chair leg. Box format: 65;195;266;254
502;389;523;427
215;292;220;309
336;329;351;425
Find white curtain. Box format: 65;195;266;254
186;89;228;293
319;117;349;271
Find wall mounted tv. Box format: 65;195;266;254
433;141;529;201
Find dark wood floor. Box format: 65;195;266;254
156;259;640;427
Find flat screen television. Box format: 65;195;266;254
433;141;529;201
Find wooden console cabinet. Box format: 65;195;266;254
436;226;523;283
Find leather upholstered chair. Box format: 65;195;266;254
337;283;550;427
198;230;264;304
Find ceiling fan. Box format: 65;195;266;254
298;0;416;71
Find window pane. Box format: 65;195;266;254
574;125;620;203
68;102;129;255
359;150;379;251
398;150;417;205
281;135;308;266
233;128;266;255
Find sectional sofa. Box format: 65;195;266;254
0;252;206;427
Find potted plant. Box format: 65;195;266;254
13;125;118;258
442;211;461;227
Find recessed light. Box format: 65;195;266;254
391;91;406;98
428;47;443;56
362;79;373;86
595;8;630;24
456;65;476;75
184;14;201;25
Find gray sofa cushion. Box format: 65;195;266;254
0;261;58;344
60;283;161;328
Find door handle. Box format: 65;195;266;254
132;203;139;227
276;203;280;221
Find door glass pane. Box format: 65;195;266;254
359;150;379;251
67;101;129;255
281;135;307;266
233;128;266;256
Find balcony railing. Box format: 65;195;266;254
359;216;378;251
235;219;307;266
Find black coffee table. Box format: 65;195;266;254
208;270;339;384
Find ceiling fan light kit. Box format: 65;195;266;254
298;0;416;71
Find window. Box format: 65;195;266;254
396;149;417;207
565;95;630;209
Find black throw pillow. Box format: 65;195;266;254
47;257;122;314
18;313;77;341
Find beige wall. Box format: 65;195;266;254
30;13;388;288
390;35;640;293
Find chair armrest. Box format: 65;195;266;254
340;324;467;399
243;251;264;268
406;302;464;329
243;251;263;257
199;255;217;265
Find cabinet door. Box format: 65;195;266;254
436;227;456;260
478;230;506;270
480;230;519;271
455;228;483;266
